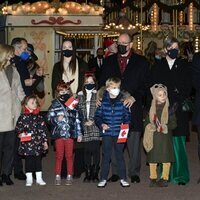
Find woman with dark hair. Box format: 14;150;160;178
52;39;88;97
151;36;192;185
51;39;88;179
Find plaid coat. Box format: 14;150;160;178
77;90;100;142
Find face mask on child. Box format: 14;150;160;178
59;93;70;102
85;83;95;90
109;88;120;96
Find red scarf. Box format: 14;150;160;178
23;106;40;115
117;52;132;74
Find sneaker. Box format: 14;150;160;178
55;175;61;186
97;180;107;188
65;175;73;186
149;179;158;187
120;179;130;187
157;179;168;187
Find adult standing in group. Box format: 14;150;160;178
99;33;150;183
191;52;200;183
151;36;192;185
88;47;104;82
51;38;88;178
0;44;25;186
11;37;44;181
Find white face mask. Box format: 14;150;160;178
109;88;120;96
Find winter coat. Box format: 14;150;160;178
0;66;25;132
99;52;150;132
15;113;48;156
192;52;200;126
151;58;192;136
47;98;82;140
77;90;100;142
94;91;131;137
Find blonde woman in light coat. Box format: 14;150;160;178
0;44;25;186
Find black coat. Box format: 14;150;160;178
192;52;200;126
88;57;104;81
151;58;192;136
99;53;151;132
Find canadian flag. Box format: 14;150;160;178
20;132;32;142
65;97;79;110
117;124;129;143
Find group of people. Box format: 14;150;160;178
0;32;200;189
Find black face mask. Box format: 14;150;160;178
117;45;127;55
63;49;73;58
167;48;179;59
85;84;95;90
59;93;70;102
97;55;103;59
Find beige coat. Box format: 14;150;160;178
0;67;25;132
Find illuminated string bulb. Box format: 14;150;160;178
179;0;184;25
195;36;199;52
188;3;193;31
137;36;141;50
151;3;158;32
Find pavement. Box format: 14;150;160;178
0;129;200;200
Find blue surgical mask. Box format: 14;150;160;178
20;51;30;61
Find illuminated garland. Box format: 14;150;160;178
105;0;200;14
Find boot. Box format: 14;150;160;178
36;171;46;186
25;173;33;187
83;166;91;182
92;165;99;182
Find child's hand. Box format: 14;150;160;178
77;136;82;142
18;133;23;138
102;124;109;131
85;120;93;126
58;115;64;121
43;142;48;150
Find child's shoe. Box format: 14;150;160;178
157;178;168;187
25;173;33;187
36;171;46;186
55;175;61;186
120;179;130;187
149;179;158;187
65;175;73;185
97;180;107;188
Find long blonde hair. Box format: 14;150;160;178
0;44;14;71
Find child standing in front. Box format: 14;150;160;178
95;77;131;188
143;84;176;187
77;74;101;182
15;95;48;187
47;80;82;186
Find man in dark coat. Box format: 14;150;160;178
88;48;104;82
99;33;150;183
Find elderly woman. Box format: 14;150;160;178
151;36;192;185
0;44;25;186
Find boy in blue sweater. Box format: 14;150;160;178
95;77;131;187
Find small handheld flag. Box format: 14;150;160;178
117;124;129;143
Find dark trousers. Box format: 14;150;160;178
0;130;15;175
127;131;142;177
100;136;126;180
13;137;24;174
25;156;42;173
84;140;100;166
